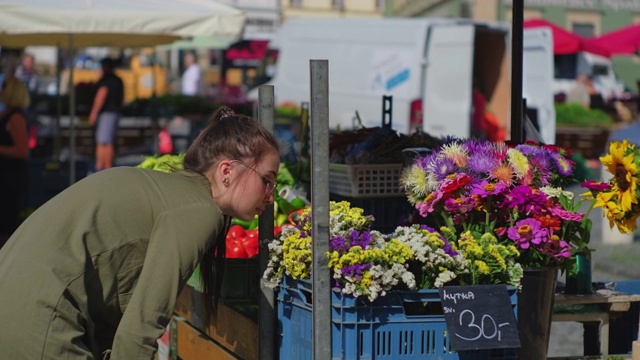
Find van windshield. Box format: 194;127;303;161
248;49;279;90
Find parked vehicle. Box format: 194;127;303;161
248;17;556;144
553;51;625;102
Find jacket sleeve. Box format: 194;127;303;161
109;204;221;359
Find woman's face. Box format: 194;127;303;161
225;150;280;221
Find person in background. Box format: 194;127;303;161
471;80;488;140
15;52;39;150
0;76;30;247
0;107;280;358
89;57;124;171
15;53;38;96
181;51;202;96
566;74;591;109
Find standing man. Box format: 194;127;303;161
15;53;39;96
89;57;124;171
181;51;201;96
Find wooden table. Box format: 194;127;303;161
552;290;640;356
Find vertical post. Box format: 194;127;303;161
258;85;276;360
68;35;76;185
510;0;524;144
310;60;331;360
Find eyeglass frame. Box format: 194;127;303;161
230;159;278;193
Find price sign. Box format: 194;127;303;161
438;285;520;351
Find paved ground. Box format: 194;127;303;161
547;182;640;359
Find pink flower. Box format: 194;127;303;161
581;180;611;192
550;206;584;222
507;218;549;249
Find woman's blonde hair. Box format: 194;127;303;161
0;77;30;110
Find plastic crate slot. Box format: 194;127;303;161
375;330;392;355
444;330;451;354
399;330;414;354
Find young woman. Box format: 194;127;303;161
0;107;280;359
0;76;30;246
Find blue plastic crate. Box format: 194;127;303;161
277;277;518;360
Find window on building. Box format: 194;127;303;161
332;0;344;10
289;0;302;8
572;22;595;38
376;0;386;11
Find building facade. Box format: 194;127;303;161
280;0;385;19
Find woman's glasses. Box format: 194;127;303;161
231;160;277;193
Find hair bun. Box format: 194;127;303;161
218;107;236;120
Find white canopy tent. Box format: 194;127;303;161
0;0;245;183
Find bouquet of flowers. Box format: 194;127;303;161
583;139;640;233
400;138;592;271
263;201;416;301
389;224;523;289
264;200;525;301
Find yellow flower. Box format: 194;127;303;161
474;260;490;275
507;148;529;179
400;165;430;201
440;142;468;167
600;140;639;212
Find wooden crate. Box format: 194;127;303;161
555;127;610;159
173;317;237;360
174;285;258;360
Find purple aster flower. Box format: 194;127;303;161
432;157;458;180
551;152;574;177
467;151;500;176
416;152;438;171
514;144;539;157
507;218;549;249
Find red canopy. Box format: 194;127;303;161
591;23;640;55
523;19;610;58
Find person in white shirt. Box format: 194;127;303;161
181;52;201;96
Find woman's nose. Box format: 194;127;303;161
265;191;275;205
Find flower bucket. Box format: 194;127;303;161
565;251;593;295
516;267;558;360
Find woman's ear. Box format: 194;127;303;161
204;159;230;188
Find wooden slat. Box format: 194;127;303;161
174;286;259;360
176;319;237;360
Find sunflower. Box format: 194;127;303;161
600;140;639;212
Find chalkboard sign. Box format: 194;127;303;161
438;285;520;351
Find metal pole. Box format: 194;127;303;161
310;59;331;360
258;84;276;360
510;0;524;144
69;35;76;184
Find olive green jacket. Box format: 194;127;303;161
0;167;224;359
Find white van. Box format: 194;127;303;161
249;17;556;144
553;51;625;101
